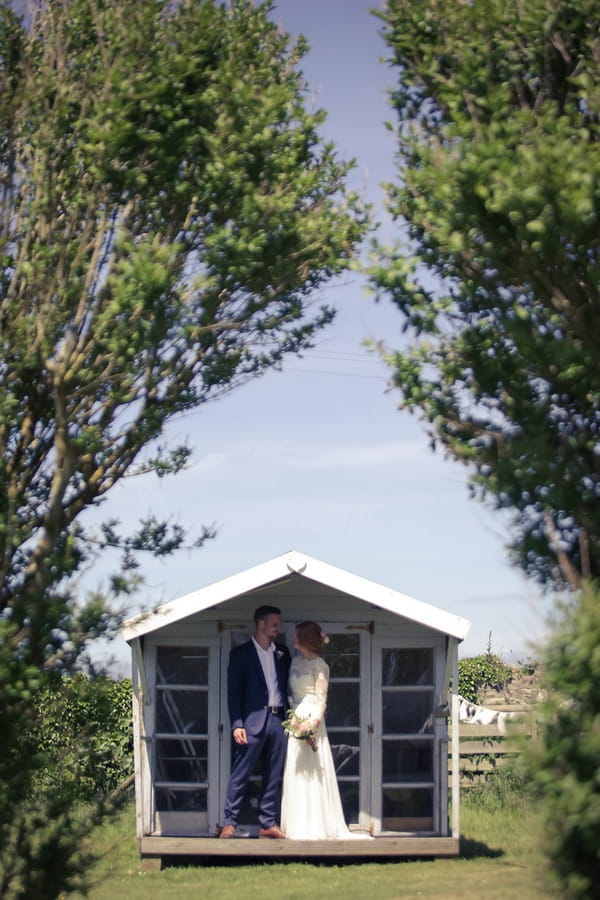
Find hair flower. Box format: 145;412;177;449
320;631;330;644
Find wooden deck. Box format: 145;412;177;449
139;834;459;868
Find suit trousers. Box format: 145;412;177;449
223;711;287;829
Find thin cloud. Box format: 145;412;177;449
283;440;433;470
189;439;444;474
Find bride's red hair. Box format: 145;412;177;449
296;621;323;654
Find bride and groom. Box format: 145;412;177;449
219;604;368;840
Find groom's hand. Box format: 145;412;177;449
233;727;248;745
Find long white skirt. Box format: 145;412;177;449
280;702;371;840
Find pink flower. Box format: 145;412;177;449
281;710;318;752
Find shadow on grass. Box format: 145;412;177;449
161;855;437;869
459;837;503;859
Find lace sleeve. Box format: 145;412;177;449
313;659;330;720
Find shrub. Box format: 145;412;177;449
517;656;540;677
1;673;133;898
27;675;133;802
458;653;513;703
462;764;530;811
526;584;600;898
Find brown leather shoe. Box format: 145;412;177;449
219;824;236;839
258;825;286;839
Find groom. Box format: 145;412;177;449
220;604;291;839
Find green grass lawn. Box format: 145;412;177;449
80;795;558;900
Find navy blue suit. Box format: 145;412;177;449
223;639;291;829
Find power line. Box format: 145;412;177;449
282;347;390;380
285;366;387;380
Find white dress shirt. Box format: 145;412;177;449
252;638;283;707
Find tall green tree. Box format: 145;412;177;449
373;3;600;893
0;0;365;894
372;0;600;588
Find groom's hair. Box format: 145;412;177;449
254;604;281;624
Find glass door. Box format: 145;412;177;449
292;624;371;832
151;643;220;835
372;642;436;833
323;631;362;826
223;626;274;832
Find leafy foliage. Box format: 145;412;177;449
526;583;600;898
372;0;600;588
0;796;126;900
458;653;512;703
0;0;366;895
27;675;133;802
0;0;364;643
0;674;133;897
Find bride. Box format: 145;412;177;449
280;620;371;840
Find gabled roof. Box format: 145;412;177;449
120;550;471;642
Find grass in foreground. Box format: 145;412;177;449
80;786;557;900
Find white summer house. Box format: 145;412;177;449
120;550;471;867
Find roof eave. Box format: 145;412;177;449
119;550;471;643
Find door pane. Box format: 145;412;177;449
155;786;207;813
156;688;208;734
155;737;208;782
382;787;433;830
157;647;209;684
326;681;360;727
382;689;433;734
382;739;433;782
330;730;360;777
338;782;359;824
382;648;433;685
327;634;360;678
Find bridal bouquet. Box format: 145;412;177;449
282;710;318;752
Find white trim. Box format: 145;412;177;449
142;644;157;835
450;649;460;839
207;642;221;833
371;642;383;834
436;635;452;836
316;621;370;831
371;638;441;836
358;629;372;832
131;641;145;841
441;637;453;707
132;638;150;705
120;550;471;643
143;640;221;836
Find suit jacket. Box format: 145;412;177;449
227;639;291;736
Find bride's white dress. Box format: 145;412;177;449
281;655;371;840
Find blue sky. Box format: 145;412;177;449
86;0;549;672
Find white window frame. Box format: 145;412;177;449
143;636;221;836
371;636;443;835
